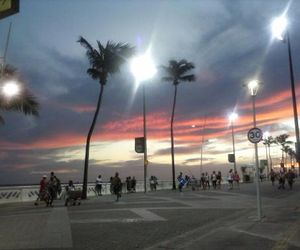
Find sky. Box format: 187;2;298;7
0;0;299;185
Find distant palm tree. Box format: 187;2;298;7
161;59;195;189
287;147;296;166
0;64;39;123
78;36;135;198
263;136;275;170
275;134;293;164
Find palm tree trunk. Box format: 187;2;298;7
268;145;273;169
82;84;104;199
171;85;178;190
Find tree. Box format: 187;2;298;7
161;59;195;189
275;134;293;165
78;36;135;199
262;136;275;170
0;64;39;123
287;147;296;166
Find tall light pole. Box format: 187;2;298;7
229;112;238;172
130;52;156;193
271;15;300;175
248;80;262;221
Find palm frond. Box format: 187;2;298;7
1;90;39;116
161;59;195;86
79;37;135;85
78;36;100;66
180;74;196;82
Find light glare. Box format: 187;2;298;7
2;81;20;98
229;112;238;122
248;80;259;96
263;131;270;139
130;53;157;82
271;16;287;41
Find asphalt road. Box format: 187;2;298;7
0;180;299;250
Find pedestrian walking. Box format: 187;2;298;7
35;175;49;206
205;172;210;189
227;169;234;190
233;171;240;189
131;177;136;192
112;172;122;201
211;171;217;189
47;176;56;206
200;173;206;190
278;170;286;190
270;169;276;186
287;169;295;189
217;171;222;189
177;172;185;192
95;175;103;196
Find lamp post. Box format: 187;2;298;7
229;112;238;172
272;15;300;174
130;52;156;193
248;80;262;221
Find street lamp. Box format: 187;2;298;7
130;52;156;193
229;112;238;172
248;79;262;220
1;80;20;98
271;15;300;174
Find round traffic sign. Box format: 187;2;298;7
247;127;263;143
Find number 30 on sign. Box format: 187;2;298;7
247;127;263;143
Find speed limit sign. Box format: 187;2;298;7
247;127;263;143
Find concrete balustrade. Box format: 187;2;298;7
0;180;173;204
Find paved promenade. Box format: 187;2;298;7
0;180;299;250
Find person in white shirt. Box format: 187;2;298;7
95;175;103;196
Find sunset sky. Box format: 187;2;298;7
0;0;300;185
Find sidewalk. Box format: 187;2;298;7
0;180;299;250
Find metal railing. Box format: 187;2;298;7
0;180;173;204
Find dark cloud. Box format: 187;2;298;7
0;0;299;184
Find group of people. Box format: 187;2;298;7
125;176;137;193
270;167;296;190
35;172;62;207
177;170;241;192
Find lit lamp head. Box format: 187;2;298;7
271;15;288;41
1;80;21;98
130;52;157;83
248;80;259;96
229;112;238;123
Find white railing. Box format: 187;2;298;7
0;180;173;204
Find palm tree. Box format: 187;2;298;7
287;147;296;166
275;134;293;165
161;59;195;189
78;36;135;199
0;64;39;123
263;136;275;171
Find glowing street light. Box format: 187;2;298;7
271;15;288;41
130;51;156;193
271;15;300;174
1;80;20;98
248;79;262;220
229;112;238;172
